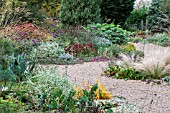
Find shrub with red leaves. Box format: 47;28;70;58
65;43;97;57
8;23;52;42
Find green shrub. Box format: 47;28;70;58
23;68;75;112
14;40;38;55
146;33;170;46
0;37;15;73
31;42;65;60
100;0;135;25
23;3;46;24
0;53;35;84
103;65;142;80
60;0;101;25
107;44;122;58
125;7;149;31
0;37;14;56
0;96;24;112
163;76;170;84
41;0;61;18
130;37;143;43
84;23;131;44
93;37;112;47
147;0;170;33
122;43;136;52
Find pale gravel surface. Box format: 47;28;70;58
48;43;170;113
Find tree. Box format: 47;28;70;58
60;0;101;25
100;0;135;25
147;0;170;33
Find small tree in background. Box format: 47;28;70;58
147;0;170;33
60;0;101;26
100;0;135;25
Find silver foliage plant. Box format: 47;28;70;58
31;42;65;59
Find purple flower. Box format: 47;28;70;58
53;33;58;38
24;32;28;36
32;39;38;45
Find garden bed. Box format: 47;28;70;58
52;43;170;113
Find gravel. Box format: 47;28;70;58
44;43;170;113
55;61;170;113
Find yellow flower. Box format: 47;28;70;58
75;81;112;100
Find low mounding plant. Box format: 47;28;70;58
118;51;144;67
84;23;131;44
122;43;136;52
31;42;65;60
0;37;14;56
0;96;24;112
0;53;35;84
65;43;96;57
75;82;113;113
7;23;52;42
93;37;112;47
75;81;112;100
134;56;170;79
58;53;74;61
24;68;76;112
146;33;170;46
119;51;170;79
103;65;142;80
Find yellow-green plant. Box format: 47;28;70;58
0;96;24;112
123;43;136;52
41;0;61;18
0;0;26;27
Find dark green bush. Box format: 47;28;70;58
125;7;149;31
0;37;14;56
147;0;170;33
100;0;135;25
60;0;101;25
0;37;14;71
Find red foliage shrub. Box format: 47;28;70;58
65;43;97;57
8;23;52;42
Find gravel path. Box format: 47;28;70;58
51;43;170;113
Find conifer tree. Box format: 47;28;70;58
147;0;170;32
60;0;101;25
100;0;135;25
